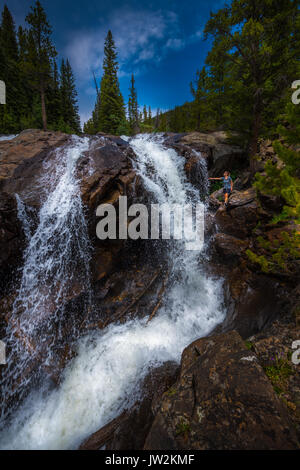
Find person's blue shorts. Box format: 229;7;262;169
223;188;231;195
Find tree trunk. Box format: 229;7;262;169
40;84;47;131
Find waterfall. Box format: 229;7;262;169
0;136;91;422
0;134;225;450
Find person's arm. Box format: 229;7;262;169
209;177;222;180
230;178;233;192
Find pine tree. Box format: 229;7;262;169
148;106;152;124
143;105;147;122
190;67;208;131
247;98;300;274
255;100;300;222
204;0;300;171
25;0;57;130
128;74;139;134
60;59;81;133
0;5;20;132
205;42;229;128
98;30;125;134
45;60;61;129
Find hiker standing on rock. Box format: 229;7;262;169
209;171;233;207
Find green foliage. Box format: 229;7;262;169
175;419;191;437
158;0;300;158
246;249;271;273
254;103;300;223
245;340;253;350
0;2;81;134
246;230;300;273
264;354;294;396
247;98;300;275
190;67;209;131
204;0;300;162
128;74;139;135
59;59;81;133
97;31;126;134
166;387;177;397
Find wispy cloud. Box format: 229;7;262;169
64;7;200;85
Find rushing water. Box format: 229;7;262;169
0;136;91;421
0;134;18;141
0;134;225;450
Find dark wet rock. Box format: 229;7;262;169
213;233;249;264
76;137;139;285
217;268;284;338
214;188;265;238
249;290;300;442
0;192;24;290
257;191;284;213
79;361;179;450
144;331;299;450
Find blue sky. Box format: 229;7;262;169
4;0;226;126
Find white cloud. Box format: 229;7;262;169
64;7;183;83
165;38;185;51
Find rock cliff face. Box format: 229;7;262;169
144;331;298;450
0;130;70;289
0;130;298;449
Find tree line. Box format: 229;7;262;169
0;1;81;134
156;0;300;166
85;0;299;162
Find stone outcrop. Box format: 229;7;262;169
214;187;264;239
0;130;71;287
0;130;70;207
179;131;247;175
144;331;299;450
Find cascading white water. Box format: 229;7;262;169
0;134;225;450
0;134;18;141
0;136;91;421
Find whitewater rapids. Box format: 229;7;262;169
0;134;225;450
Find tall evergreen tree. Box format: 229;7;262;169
148;106;152;124
60;58;81;133
190;67;208;131
128;74;139;134
46;60;61;129
0;5;20;132
25;0;57;130
98;30;125;134
204;0;300;171
143;105;147;122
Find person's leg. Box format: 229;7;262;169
224;191;228;204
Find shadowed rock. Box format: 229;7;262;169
144;331;299;450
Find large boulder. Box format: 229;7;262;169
76;137;138;283
144;331;299;450
0;129;69;207
214;188;265;239
179;131;247;175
